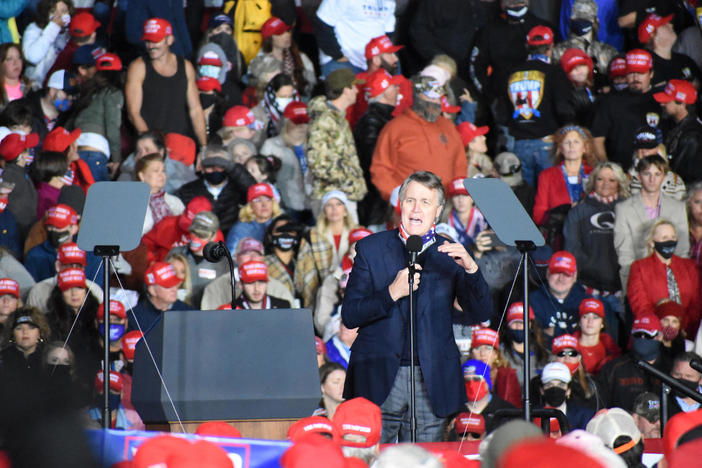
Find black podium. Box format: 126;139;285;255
131;308;321;438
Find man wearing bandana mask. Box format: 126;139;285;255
537;362;594;431
668;352;702;417
342;171;492;442
167;211;228;307
370;76;467;203
598;315;671;412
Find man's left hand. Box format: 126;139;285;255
437;240;478;274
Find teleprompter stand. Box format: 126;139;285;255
77;182;150;429
464;178;544;420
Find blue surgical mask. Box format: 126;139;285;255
54;98;72;112
199;65;221;79
99;323;125;342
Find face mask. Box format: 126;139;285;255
177;288;188;302
189;236;205;252
662;325;679;341
632;336;660;361
675;378;700;399
275;97;294;111
613;82;628;91
412;97;442;122
570;19;593;36
61;13;71;26
273;234;298;251
509;328;525;344
47;230;72;248
98;323;125;342
53;98;72;112
564;360;580;375
506;6;528;18
654;240;677;259
200;93;217;109
199;65;221;79
204;170;227;185
465;379;489;401
543;386;567;407
48;363;71;384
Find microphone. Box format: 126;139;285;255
203;241;228;263
406;235;422;266
691;357;702;374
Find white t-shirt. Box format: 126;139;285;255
317;0;396;69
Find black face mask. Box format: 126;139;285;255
543;386;567;407
675;378;700;399
654;240;677;259
273;234;298;251
47;230;72;248
509;328;525;344
204;170;227;185
632;337;660;361
200;93;217;109
570;19;593;36
47;364;72;385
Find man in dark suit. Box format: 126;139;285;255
342;171;493;442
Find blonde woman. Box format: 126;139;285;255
226;182;282;253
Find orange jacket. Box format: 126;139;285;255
370;109;467;200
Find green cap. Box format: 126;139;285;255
325;68;364;94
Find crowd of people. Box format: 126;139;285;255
0;0;702;465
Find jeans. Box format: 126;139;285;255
79;150;110;182
321;59;363;79
380;366;444;443
513;138;553;188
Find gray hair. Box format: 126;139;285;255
203;143;229;160
370;444;442;468
686;181;702;208
398;171;446;212
342;446;378;465
585;161;630;198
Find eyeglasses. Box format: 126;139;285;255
557;350;579;358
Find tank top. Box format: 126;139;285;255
141;55;192;137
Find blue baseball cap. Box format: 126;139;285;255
462;359;493;391
73;44;105;66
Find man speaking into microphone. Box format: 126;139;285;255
342;171;493;442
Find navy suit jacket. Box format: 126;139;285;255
342;229;493;417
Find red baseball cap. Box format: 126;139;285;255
261;17;291;39
165;132;196;166
144;262;181;288
579;297;604;318
552;334;580;354
142;18;173;42
527;25;554;46
471;327;499;348
42;127;81;153
95;370;123;394
287;416;334;441
280;433;348;468
199;50;223;67
456;122;489;146
626;49;653;74
332;397;382;448
236;237;264;255
500;438;605;468
654;79;698;105
283;101;310;124
58;268;86;291
195;421;242;438
0;278;19;298
45;204;78;229
632;314;662;337
364;69;401;99
96;53;122;71
197;76;222;93
442;95;461;114
348;227;373;245
454;412;485;436
222;105;263;129
662;409;702;458
638;14;673;44
0;132;38;161
121;330;143;361
609;56;627;78
447;177;469;197
70;12;100;37
548;250;577;276
247;182;275;203
97;299;127;320
507;301;534;324
560;48;593;75
239;260;268;283
57;242;86;266
364;35;403;60
655;300;685;321
178;196;212;231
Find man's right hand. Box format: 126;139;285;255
388;265;422;301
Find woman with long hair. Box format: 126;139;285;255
31;150;69;220
21;0;73;84
571;298;620;375
226;182;282;254
313;361;346;419
549;334;604;411
499;302;550;388
470;327;521;407
256;73;300;138
0;43;33;111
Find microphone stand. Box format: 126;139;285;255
217;241;236;309
408;258;417;443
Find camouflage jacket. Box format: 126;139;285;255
307;96;368;201
553;36;618;77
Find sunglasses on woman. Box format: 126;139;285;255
557;350;579;358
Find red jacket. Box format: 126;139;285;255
573;330;620;375
494;365;522;408
142;215;225;265
628;254;701;337
533;163;592;225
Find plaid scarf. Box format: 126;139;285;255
149;190;172;225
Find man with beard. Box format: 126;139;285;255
591;49;662;169
370;75;466;201
125;18;206;146
654;79;702;184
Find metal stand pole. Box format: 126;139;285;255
96;246;119;429
515;241;536;421
408;262;417;442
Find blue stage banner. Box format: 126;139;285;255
86;429;291;468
